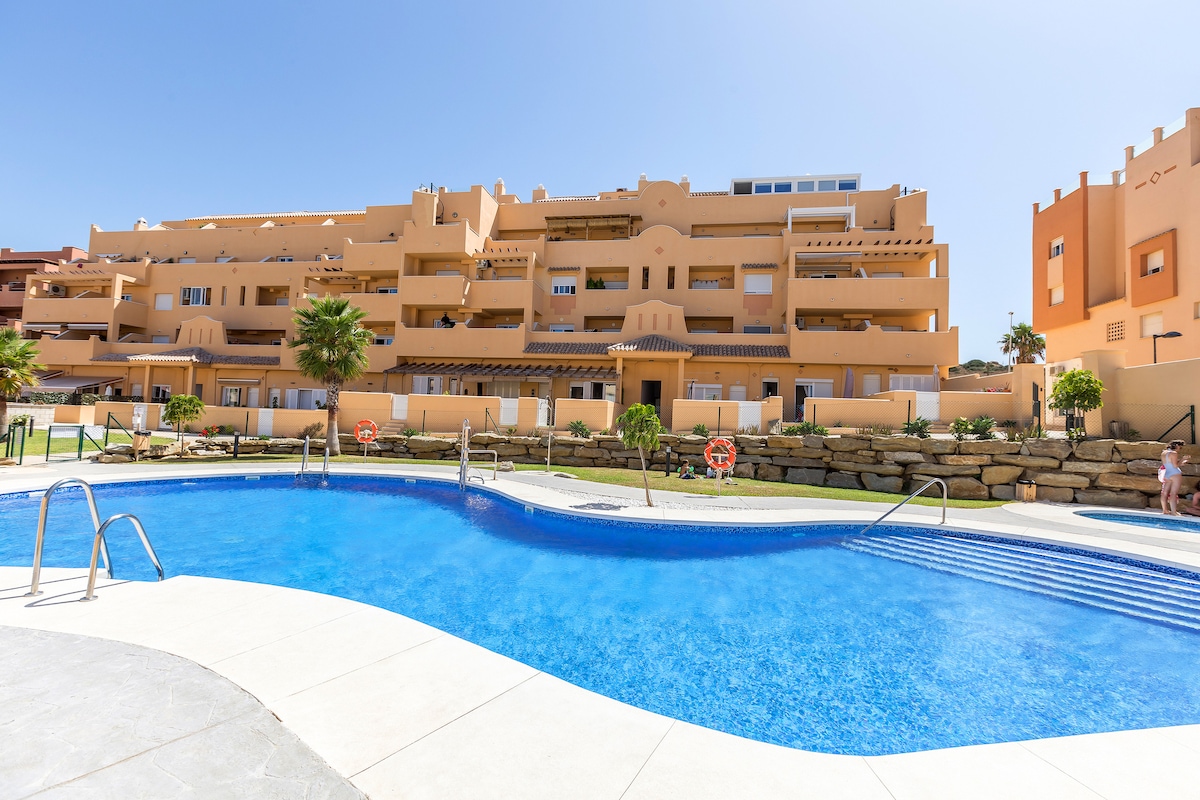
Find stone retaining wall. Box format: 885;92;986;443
105;432;1199;508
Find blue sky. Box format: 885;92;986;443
2;0;1197;361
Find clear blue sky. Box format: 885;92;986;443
2;0;1197;361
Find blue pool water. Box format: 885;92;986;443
3;474;1200;756
1078;510;1200;532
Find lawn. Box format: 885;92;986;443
105;449;1007;508
3;428;175;459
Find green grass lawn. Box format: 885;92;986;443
3;428;175;459
109;449;1006;508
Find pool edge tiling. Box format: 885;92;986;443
4;464;1200;799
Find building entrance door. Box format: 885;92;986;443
794;385;808;421
640;380;662;413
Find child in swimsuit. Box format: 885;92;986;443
1160;440;1189;515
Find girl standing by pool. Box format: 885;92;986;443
1160;440;1189;515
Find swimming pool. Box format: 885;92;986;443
3;474;1200;756
1077;510;1200;532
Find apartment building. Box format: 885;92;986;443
1033;107;1200;369
23;174;957;426
0;246;87;330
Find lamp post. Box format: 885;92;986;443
1008;311;1014;369
1152;331;1182;364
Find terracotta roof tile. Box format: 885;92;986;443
91;347;280;366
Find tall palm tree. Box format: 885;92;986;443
999;322;1046;364
289;296;372;456
0;328;43;433
616;403;663;507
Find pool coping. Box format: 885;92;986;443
3;462;1200;799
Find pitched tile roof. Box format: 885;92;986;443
524;337;789;359
607;335;692;353
91;347;280;366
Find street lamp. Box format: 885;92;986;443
1152;331;1182;364
1008;311;1015;369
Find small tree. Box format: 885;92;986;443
0;329;43;433
1049;369;1104;433
290;296;371;456
163;394;205;449
616;403;663;507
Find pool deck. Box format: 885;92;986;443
3;460;1200;799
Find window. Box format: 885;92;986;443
178;257;197;264
1050;285;1064;305
549;323;575;332
372;336;394;345
153;293;173;310
377;287;398;294
743;325;772;334
221;287;227;305
151;335;170;344
642;266;649;290
1145;249;1164;276
774;182;792;193
120;293;133;302
436;269;459;276
1140;312;1163;338
495;324;519;329
818;179;836;191
795;180;815;192
689;384;722;400
151;385;171;402
180;287;211;306
743;274;773;294
732;181;752;195
754;182;772;194
222;387;242;407
1050;237;1065;258
838;179;858;191
278;256;294;263
667;266;675;289
551;277;576;295
412;376;443;395
1106;321;1125;342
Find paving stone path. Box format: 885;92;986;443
0;626;364;799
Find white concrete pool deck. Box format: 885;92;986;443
3;460;1200;799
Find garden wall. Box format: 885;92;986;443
117;430;1199;508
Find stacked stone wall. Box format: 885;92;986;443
104;432;1199;507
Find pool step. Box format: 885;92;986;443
843;533;1200;632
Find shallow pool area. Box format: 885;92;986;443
3;473;1200;757
1077;510;1200;532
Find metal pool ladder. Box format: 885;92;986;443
859;478;947;535
27;477;164;599
458;419;498;489
297;436;330;483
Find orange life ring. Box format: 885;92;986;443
354;419;379;443
704;437;737;471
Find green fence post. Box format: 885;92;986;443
1191;405;1196;445
907;400;912;424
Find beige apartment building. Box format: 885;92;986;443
1;246;87;330
1033;107;1200;369
21;173;956;428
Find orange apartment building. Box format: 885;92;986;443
1033;107;1200;370
0;246;87;330
19;174;957;428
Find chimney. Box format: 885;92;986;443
680;174;690;193
532;184;548;202
494;178;506;198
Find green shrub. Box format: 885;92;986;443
567;419;591;438
969;416;996;440
692;423;709;438
298;421;325;439
782;421;829;437
403;427;420;437
1067;426;1088;442
949;417;972;441
1121;428;1141;441
901;417;932;438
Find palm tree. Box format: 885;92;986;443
289;296;371;456
616;403;663;507
0;328;43;433
999;322;1046;364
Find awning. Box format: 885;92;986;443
67;323;109;331
25;375;124;392
384;362;617;380
216;378;262;384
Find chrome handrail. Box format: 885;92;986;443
28;478;111;596
82;513;164;601
459;419;470;490
859;478;948;536
322;446;330;477
299;436;311;475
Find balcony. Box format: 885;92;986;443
396;323;528;359
788;325;958;367
193;304;292;332
786;276;948;313
338;291;402;320
22;296;148;334
400;275;469;308
0;283;26;309
464;279;542;315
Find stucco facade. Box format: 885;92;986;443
20;174;957;427
1033;107;1200;369
0;246;86;330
